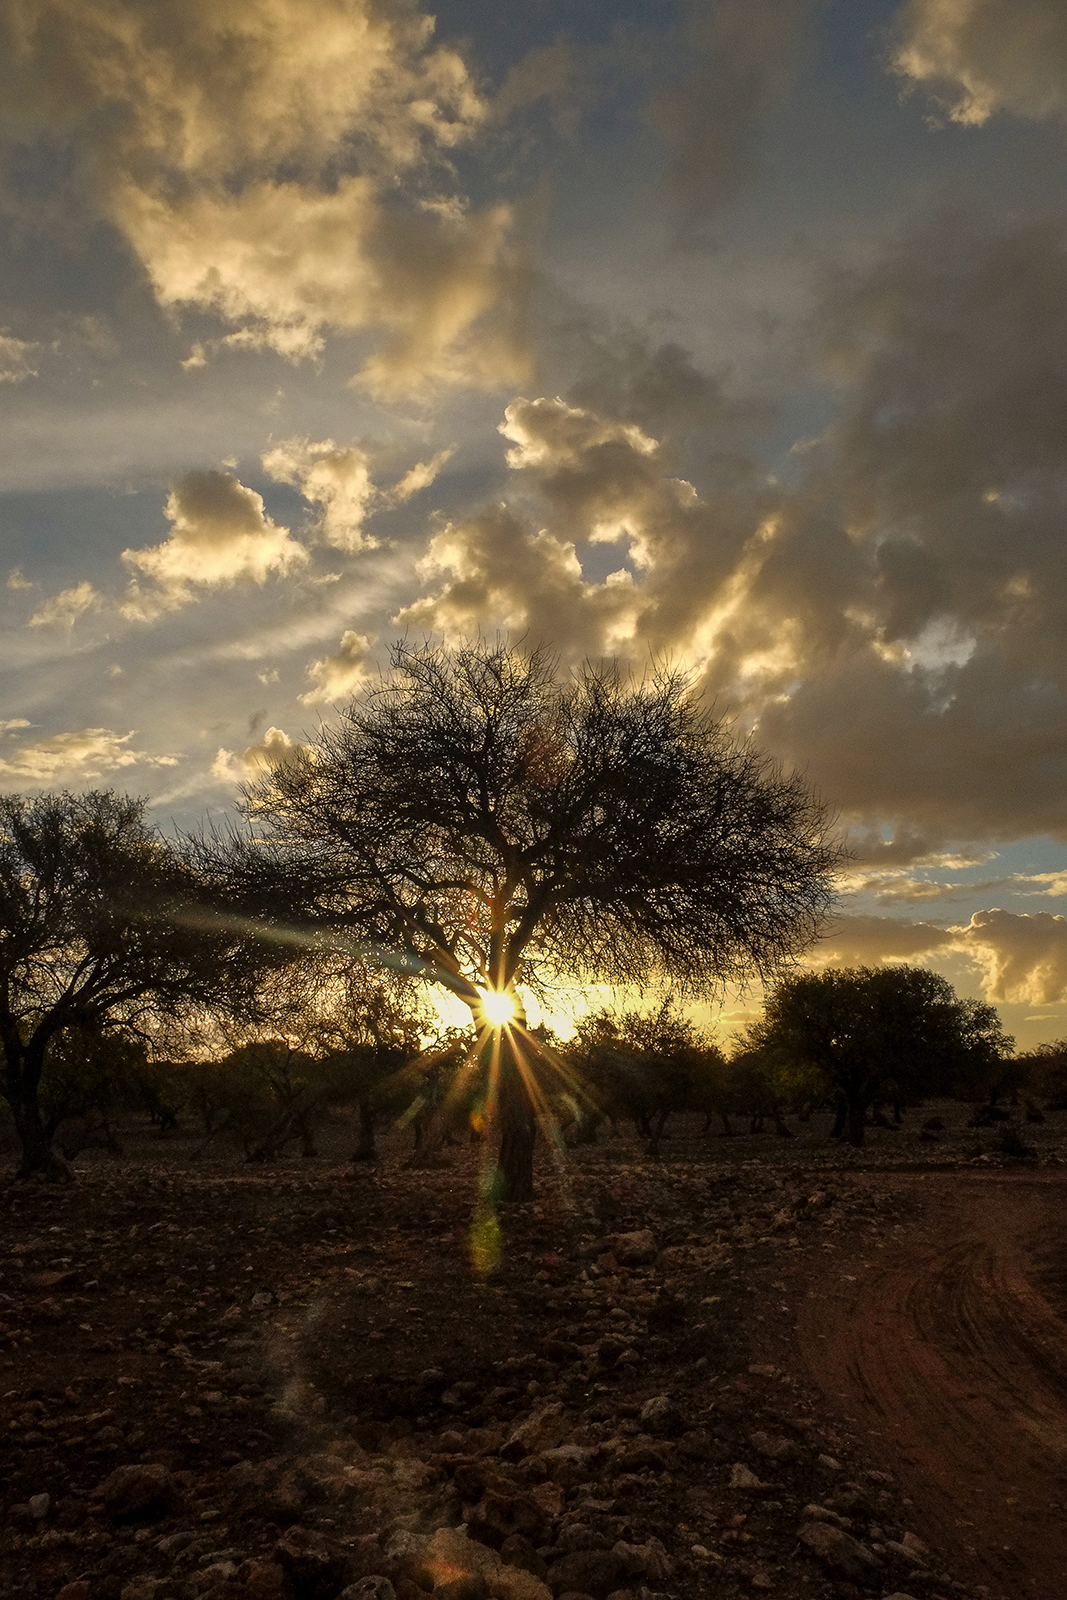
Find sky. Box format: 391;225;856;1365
2;0;1067;1047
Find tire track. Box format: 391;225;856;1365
795;1173;1067;1600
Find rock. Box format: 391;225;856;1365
729;1464;767;1491
676;1429;714;1460
545;1550;627;1599
503;1403;570;1460
884;1538;929;1567
638;1396;682;1437
553;1526;611;1555
500;1534;550;1580
241;1561;287;1599
428;1526;554;1600
798;1521;882;1581
749;1431;799;1462
612;1232;657;1267
339;1583;396;1600
611;1539;673;1583
540;1445;593;1486
900;1532;929;1559
29;1492;50;1520
55;1585;90;1600
800;1504;850;1529
274;1525;353;1600
100;1463;178;1522
467;1486;549;1548
816;1454;842;1472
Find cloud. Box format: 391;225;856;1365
892;0;1067;126
751;209;1067;843
810;913;954;966
121;469;307;618
28;581;101;628
212;725;303;785
0;0;531;394
262;439;377;553
301;630;374;705
957;909;1067;1002
648;0;825;238
392;449;453;502
803;907;1067;1007
0;728;177;783
0;331;37;383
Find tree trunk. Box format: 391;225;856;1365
831;1099;847;1139
847;1098;866;1147
353;1102;377;1162
496;1037;536;1204
11;1092;71;1183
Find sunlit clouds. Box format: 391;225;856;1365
893;0;1067;126
0;0;532;391
3;0;1067;1043
0;726;177;783
121;470;307;619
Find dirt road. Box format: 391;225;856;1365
795;1172;1067;1600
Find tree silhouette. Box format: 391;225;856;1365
225;639;839;1200
752;964;1013;1145
0;790;269;1180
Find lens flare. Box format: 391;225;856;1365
479;987;517;1027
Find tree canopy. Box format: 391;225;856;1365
222;639;839;1198
0;789;271;1179
751;964;1013;1146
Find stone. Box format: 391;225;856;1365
540;1446;593;1486
638;1396;681;1437
467;1486;549;1548
499;1534;549;1580
798;1521;882;1581
749;1431;799;1462
241;1561;287;1599
676;1429;714;1460
100;1463;178;1522
274;1525;353;1600
612;1232;657;1267
503;1403;570;1460
339;1582;396;1600
729;1464;767;1491
29;1492;50;1520
545;1550;626;1600
611;1539;673;1583
428;1526;554;1600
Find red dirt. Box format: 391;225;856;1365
795;1171;1067;1600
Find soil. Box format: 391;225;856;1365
3;1100;1067;1600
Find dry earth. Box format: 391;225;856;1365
3;1101;1067;1600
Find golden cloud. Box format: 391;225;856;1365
211;725;303;786
0;331;37;383
121;469;307;618
0;0;530;394
0;727;177;783
892;0;1067;126
301;630;374;705
263;438;377;554
28;581;101;628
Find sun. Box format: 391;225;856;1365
479;987;518;1028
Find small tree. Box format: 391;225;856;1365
754;965;1013;1146
0;789;270;1180
223;640;839;1200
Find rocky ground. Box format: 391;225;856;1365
3;1099;1066;1600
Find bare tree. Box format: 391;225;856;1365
221;639;839;1200
0;790;272;1180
